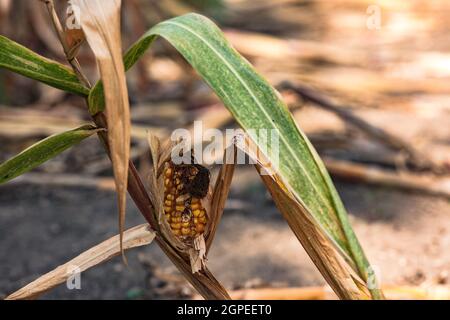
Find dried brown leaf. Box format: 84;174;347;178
73;0;130;257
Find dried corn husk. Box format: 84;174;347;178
147;134;235;273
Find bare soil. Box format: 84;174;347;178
0;166;448;299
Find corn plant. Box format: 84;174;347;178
0;0;383;300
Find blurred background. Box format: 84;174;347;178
0;0;449;299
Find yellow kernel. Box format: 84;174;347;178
193;209;201;217
199;216;207;224
194;218;199;224
191;229;197;236
165;168;172;177
164;178;171;186
191;203;200;210
166;194;174;201
181;227;190;235
175;178;181;185
176;205;185;212
198;210;206;218
181;222;190;228
164;206;172;213
171;223;181;229
165;214;170;220
164;200;172;206
173;229;181;236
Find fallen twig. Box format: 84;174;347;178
324;158;450;199
0;172;116;190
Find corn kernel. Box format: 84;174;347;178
171;223;181;229
163;161;209;241
193;209;201;217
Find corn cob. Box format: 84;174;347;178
163;161;209;241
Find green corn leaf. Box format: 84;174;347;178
0;125;102;184
0;35;89;96
89;13;381;299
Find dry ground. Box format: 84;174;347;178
0;160;448;299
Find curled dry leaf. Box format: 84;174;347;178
72;0;131;257
233;133;372;300
147;134;235;273
6;224;155;300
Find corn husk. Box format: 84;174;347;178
147;134;235;273
146;133;233;299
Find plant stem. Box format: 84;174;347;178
41;0;230;300
41;0;91;88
